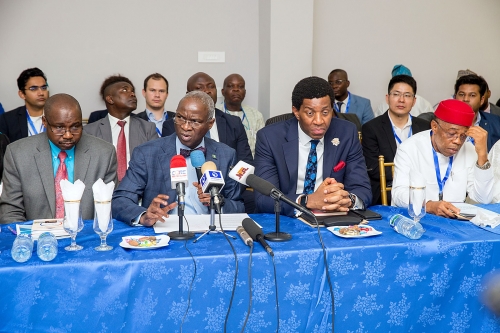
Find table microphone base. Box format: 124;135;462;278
168;231;195;240
264;232;292;242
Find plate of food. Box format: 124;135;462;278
327;225;382;238
120;235;170;249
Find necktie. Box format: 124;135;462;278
117;120;127;181
303;140;319;195
55;151;68;218
337;102;344;113
179;146;207;158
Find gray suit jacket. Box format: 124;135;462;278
83;115;158;154
0;133;117;223
489;103;500;117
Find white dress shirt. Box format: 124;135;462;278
209;118;220;142
108;114;131;166
388;113;413;147
334;94;350;113
296;124;324;194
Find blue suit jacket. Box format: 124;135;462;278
479;110;500;152
348;93;374;125
162;108;253;164
112;134;244;225
254;117;372;216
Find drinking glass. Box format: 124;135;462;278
93;201;113;251
408;185;426;223
63;201;84;251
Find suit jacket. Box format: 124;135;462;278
162;108;253;164
346;93;374;125
83;114;158;154
0;105;28;143
135;110;176;121
0;133;117;223
87;109;175;124
0;133;10;179
479;110;500;152
254;117;372;216
361;112;430;205
488;103;500;117
112;134;245;224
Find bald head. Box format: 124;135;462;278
221;73;246;110
44;93;82;121
186;72;217;104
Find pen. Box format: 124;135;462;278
7;226;17;235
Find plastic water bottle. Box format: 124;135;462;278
37;232;58;261
11;234;34;263
389;214;425;240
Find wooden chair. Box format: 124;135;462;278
378;155;395;206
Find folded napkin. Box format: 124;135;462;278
61;179;85;230
92;178;115;232
471;211;500;229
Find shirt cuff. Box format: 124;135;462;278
132;211;147;226
351;194;365;210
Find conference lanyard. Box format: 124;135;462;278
334;92;351;114
392;115;413;144
224;103;251;131
430;131;453;201
26;109;45;135
147;111;167;137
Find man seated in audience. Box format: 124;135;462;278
254;76;372;216
454;74;500;151
0;67;49;142
112;91;244;226
217;73;265;157
362;75;430;205
374;65;434;117
0;94;117;224
327;69;374;125
391;99;493;217
488;140;500;203
83;75;157;181
162;72;253;164
479;79;500;116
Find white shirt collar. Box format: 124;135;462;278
108;114;131;127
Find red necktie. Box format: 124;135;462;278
117;120;127;181
55;151;68;218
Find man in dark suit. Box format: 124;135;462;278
83;75;157;181
0;67;49;143
479;79;500;117
328;69;374;125
254;76;372;216
0;94;117;224
362;75;430;205
455;74;500;152
112;91;244;226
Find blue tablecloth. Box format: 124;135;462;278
1;205;500;332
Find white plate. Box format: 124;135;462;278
120;235;170;250
327;225;382;238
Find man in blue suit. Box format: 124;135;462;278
328;69;374;124
112;91;244;226
254;76;372;216
454;74;500;152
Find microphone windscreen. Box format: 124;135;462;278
242;218;262;241
201;161;217;173
171;155;187;168
190;150;205;168
246;174;274;196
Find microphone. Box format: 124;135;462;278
242;218;273;256
200;161;225;210
228;160;255;186
170;155;189;211
236;226;253;246
190;150;205;182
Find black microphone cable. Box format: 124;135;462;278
180;216;197;333
239;242;253;333
271;254;280;333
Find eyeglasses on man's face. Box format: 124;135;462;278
173;114;210;129
435;120;468;142
44;117;83;136
389;91;415;100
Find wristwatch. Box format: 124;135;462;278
348;193;356;208
476;160;491;170
299;194;308;208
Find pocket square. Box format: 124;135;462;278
333;161;346;172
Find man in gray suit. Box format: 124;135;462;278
480;80;500;117
83;75;157;180
0;94;117;224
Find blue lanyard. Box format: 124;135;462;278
430;131;453;201
334;92;351;113
147;111;167;137
224;103;250;131
392;115;413;144
26;110;45;135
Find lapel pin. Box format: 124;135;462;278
212;154;217;160
331;138;340;146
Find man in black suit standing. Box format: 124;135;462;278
0;68;50;143
362;75;430;205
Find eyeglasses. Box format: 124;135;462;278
174;114;211;129
25;85;49;92
44;118;83;136
435;120;467;141
389;91;415;100
329;79;347;86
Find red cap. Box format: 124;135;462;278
434;99;475;127
170;155;187;168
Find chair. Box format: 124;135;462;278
378;155;395;206
265;113;294;126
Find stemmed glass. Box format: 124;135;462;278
93;201;113;251
408;185;426;223
63;201;84;251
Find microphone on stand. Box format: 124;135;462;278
168;155;194;240
190;150;205;182
242;218;273;256
236;226;253;246
200;161;225;211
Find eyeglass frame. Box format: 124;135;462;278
389;91;415;100
25;85;49;92
173;113;213;129
329;79;348;86
433;119;468;142
43;116;83;136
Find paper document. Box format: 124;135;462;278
153;213;250;234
